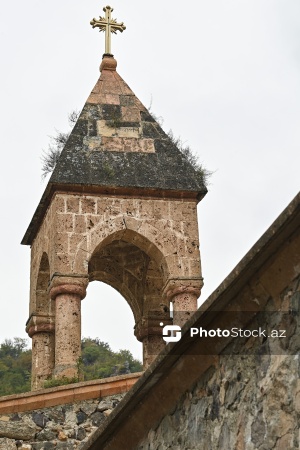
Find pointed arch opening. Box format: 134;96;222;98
84;230;170;368
30;252;55;390
35;252;52;315
88;235;167;321
81;281;142;362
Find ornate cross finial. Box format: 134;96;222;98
90;5;126;55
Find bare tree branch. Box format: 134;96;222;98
41;110;80;180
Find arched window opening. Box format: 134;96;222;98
81;281;143;379
86;236;169;369
35;252;51;314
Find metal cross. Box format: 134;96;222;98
90;5;126;55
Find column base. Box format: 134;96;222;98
26;316;55;391
53;364;80;381
142;335;165;369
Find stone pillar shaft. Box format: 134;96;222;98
31;332;55;390
142;335;164;368
172;289;198;327
26;316;55;390
54;293;81;379
50;278;87;380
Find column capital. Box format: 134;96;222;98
49;275;88;300
134;313;172;342
26;314;55;338
163;277;204;302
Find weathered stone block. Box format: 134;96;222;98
69;234;85;254
76;427;86;441
11;414;21;422
78;402;97;417
96;198;109;215
54;253;72;273
0;420;36;440
58;430;68;441
81;198;96;215
76;411;87;426
73;215;86;234
35;429;57;441
66;198;80;214
90;411;105;427
54;196;66;214
97;400;113;412
54;233;69;254
0;438;16;450
32;443;56;450
121;106;141;122
57;214;74;233
45;408;65;424
105;94;120;105
32;412;49;428
86;215;99;231
65;406;77;428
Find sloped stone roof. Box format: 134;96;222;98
50;56;206;192
22;55;207;245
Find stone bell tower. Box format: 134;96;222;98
22;6;207;391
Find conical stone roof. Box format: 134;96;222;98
22;55;207;245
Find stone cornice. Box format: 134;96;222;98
0;373;141;414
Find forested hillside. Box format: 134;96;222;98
0;337;142;396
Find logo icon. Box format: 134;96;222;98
161;323;182;343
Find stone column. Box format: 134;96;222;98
50;277;88;380
26;314;55;391
135;313;172;369
164;279;203;327
142;335;164;368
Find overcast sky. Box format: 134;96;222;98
0;1;299;360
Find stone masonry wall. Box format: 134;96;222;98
136;275;300;450
58;192;200;279
30;192;201;311
0;393;125;450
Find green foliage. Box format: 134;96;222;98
41;107;211;189
41;110;79;180
105;113;122;129
148;99;212;188
0;337;142;397
0;338;31;396
43;376;79;389
103;163;115;178
166;130;212;188
81;338;142;380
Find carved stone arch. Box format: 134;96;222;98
88;230;169;314
74;215;171;280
